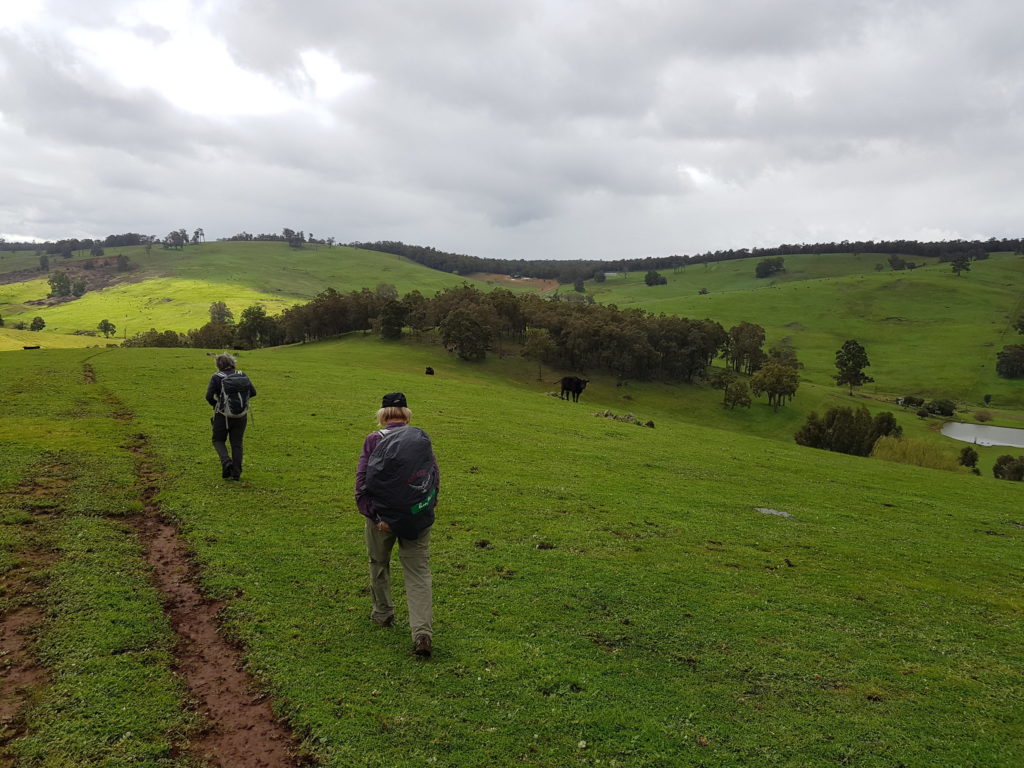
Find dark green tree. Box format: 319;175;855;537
724;322;766;374
958;446;979;469
522;328;557;381
950;253;971;276
993;455;1024;481
29;316;45;331
644;270;667;286
235;304;283;349
71;279;87;297
209;301;234;325
116;254;131;272
440;308;491;361
39;253;49;271
90;244;104;258
47;271;71;297
707;367;737;405
750;362;800;411
573;278;585;293
97;319;116;338
378;299;408;340
188;321;235;349
593;270;606;283
996;345;1024;378
755;257;785;278
723;380;751;409
834;339;873;395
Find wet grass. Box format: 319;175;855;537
51;338;1022;767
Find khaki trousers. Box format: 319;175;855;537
364;518;433;640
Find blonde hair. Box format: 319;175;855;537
377;406;411;426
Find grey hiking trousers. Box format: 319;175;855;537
364;518;432;640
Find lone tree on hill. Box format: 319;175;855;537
834;339;873;395
97;319;116;338
644;270;667;286
30;316;46;331
958;446;979;469
755;256;785;278
950;253;971;277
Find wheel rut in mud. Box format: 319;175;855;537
0;462;68;764
120;417;308;766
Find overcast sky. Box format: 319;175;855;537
2;1;1022;261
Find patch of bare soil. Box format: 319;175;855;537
464;272;560;293
0;463;70;762
126;433;308;768
82;363;96;384
1;260;146;299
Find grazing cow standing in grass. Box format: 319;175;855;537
559;376;589;402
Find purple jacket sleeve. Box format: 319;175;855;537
355;432;381;521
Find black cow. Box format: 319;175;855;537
425;366;435;375
559;376;589;402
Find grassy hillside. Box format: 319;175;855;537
0;242;533;337
590;252;1024;405
2;338;1021;766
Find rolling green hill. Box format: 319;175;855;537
589;251;1024;405
0;241;544;340
1;338;1021;766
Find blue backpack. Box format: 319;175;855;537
365;426;438;539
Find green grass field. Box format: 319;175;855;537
2;337;1021;766
0;242;510;337
590;252;1024;405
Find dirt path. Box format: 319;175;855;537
117;415;307;766
0;462;68;764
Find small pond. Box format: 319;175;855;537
941;422;1024;449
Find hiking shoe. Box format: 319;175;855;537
413;634;432;658
372;615;395;628
221;461;234;479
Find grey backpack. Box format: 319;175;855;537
365;426;438;538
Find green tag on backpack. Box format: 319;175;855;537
410;488;437;516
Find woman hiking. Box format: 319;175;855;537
355;392;439;657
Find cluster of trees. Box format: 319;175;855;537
795;406;902;456
122;287;737;384
223;229;335;248
47;271;87;298
350;237;1022;286
997;318;1024;378
754;257;785;278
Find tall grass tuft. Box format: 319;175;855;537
871;436;961;472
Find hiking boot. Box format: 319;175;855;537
221;461;234;479
413;634;432;658
372;614;395;628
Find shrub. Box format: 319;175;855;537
794;406;901;457
916;408;930;419
871;437;960;472
958;446;979;468
993;455;1024;481
973;410;993;423
900;395;925;408
925;399;956;417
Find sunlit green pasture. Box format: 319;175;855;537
0;242;499;335
592;252;1024;405
1;338;1016;767
0;327;105;351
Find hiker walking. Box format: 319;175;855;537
355;392;439;657
205;353;256;481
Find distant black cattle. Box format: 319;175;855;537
425;366;435;375
559;376;589;402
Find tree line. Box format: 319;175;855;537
348;237;1024;285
